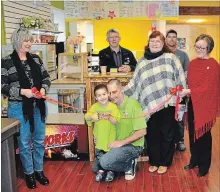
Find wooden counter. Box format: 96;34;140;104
51;78;85;85
49;73;134;161
1;118;20;141
46;113;85;125
1;118;20;192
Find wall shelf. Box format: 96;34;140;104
29;29;63;36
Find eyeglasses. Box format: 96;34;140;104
149;40;162;45
194;45;207;51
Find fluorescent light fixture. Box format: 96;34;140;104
186;19;205;23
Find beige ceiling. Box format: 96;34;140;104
167;15;220;25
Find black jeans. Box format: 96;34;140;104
188;99;212;173
175;120;184;143
147;106;176;167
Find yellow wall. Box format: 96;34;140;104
93;19;152;59
200;24;220;62
1;2;6;45
167;24;219;62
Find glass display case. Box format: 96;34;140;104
58;52;88;80
31;44;57;81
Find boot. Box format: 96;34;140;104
35;171;49;185
25;173;36;189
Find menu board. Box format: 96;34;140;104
90;1;106;19
64;0;179;19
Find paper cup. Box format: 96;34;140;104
100;66;107;74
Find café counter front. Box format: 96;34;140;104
47;72;133;161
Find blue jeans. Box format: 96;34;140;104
98;144;143;172
92;149;106;172
8;101;46;174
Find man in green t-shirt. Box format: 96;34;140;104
99;79;147;181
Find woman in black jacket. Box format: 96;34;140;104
1;28;51;189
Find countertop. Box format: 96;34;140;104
1;118;20;142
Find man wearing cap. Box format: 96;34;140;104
99;29;137;73
166;29;190;151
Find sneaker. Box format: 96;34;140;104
95;170;105;182
176;141;186;151
125;158;137;181
105;171;114;182
61;149;77;159
157;166;167;174
149;166;158;173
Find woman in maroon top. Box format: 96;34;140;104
180;34;220;177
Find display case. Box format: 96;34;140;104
58;52;88;80
31;44;57;81
1;44;57;81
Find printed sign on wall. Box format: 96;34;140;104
64;0;179;19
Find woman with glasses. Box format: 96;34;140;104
1;28;51;189
124;31;186;174
180;34;220;177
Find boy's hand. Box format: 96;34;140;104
86;116;92;121
91;113;99;121
102;114;110;120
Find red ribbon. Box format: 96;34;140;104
31;87;85;112
32;86;183;120
170;85;183;121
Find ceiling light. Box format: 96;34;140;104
186;19;205;23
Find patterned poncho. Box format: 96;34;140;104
124;53;186;120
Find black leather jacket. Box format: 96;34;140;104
99;46;137;72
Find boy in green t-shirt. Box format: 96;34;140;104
85;84;120;182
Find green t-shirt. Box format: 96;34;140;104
85;102;120;152
116;95;146;147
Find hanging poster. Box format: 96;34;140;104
177;38;186;49
64;1;179;20
160;0;179;17
105;2;119;19
119;1;134;18
148;2;160;18
78;1;90;18
90;1;105;19
64;1;80;18
133;1;148;17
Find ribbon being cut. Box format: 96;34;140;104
32;86;183;120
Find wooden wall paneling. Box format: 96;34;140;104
2;0;52;44
179;6;220;15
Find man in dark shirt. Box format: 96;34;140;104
99;29;137;73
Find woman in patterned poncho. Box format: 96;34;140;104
124;31;186;174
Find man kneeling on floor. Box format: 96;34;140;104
93;79;147;181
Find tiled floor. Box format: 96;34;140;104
17;118;219;192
